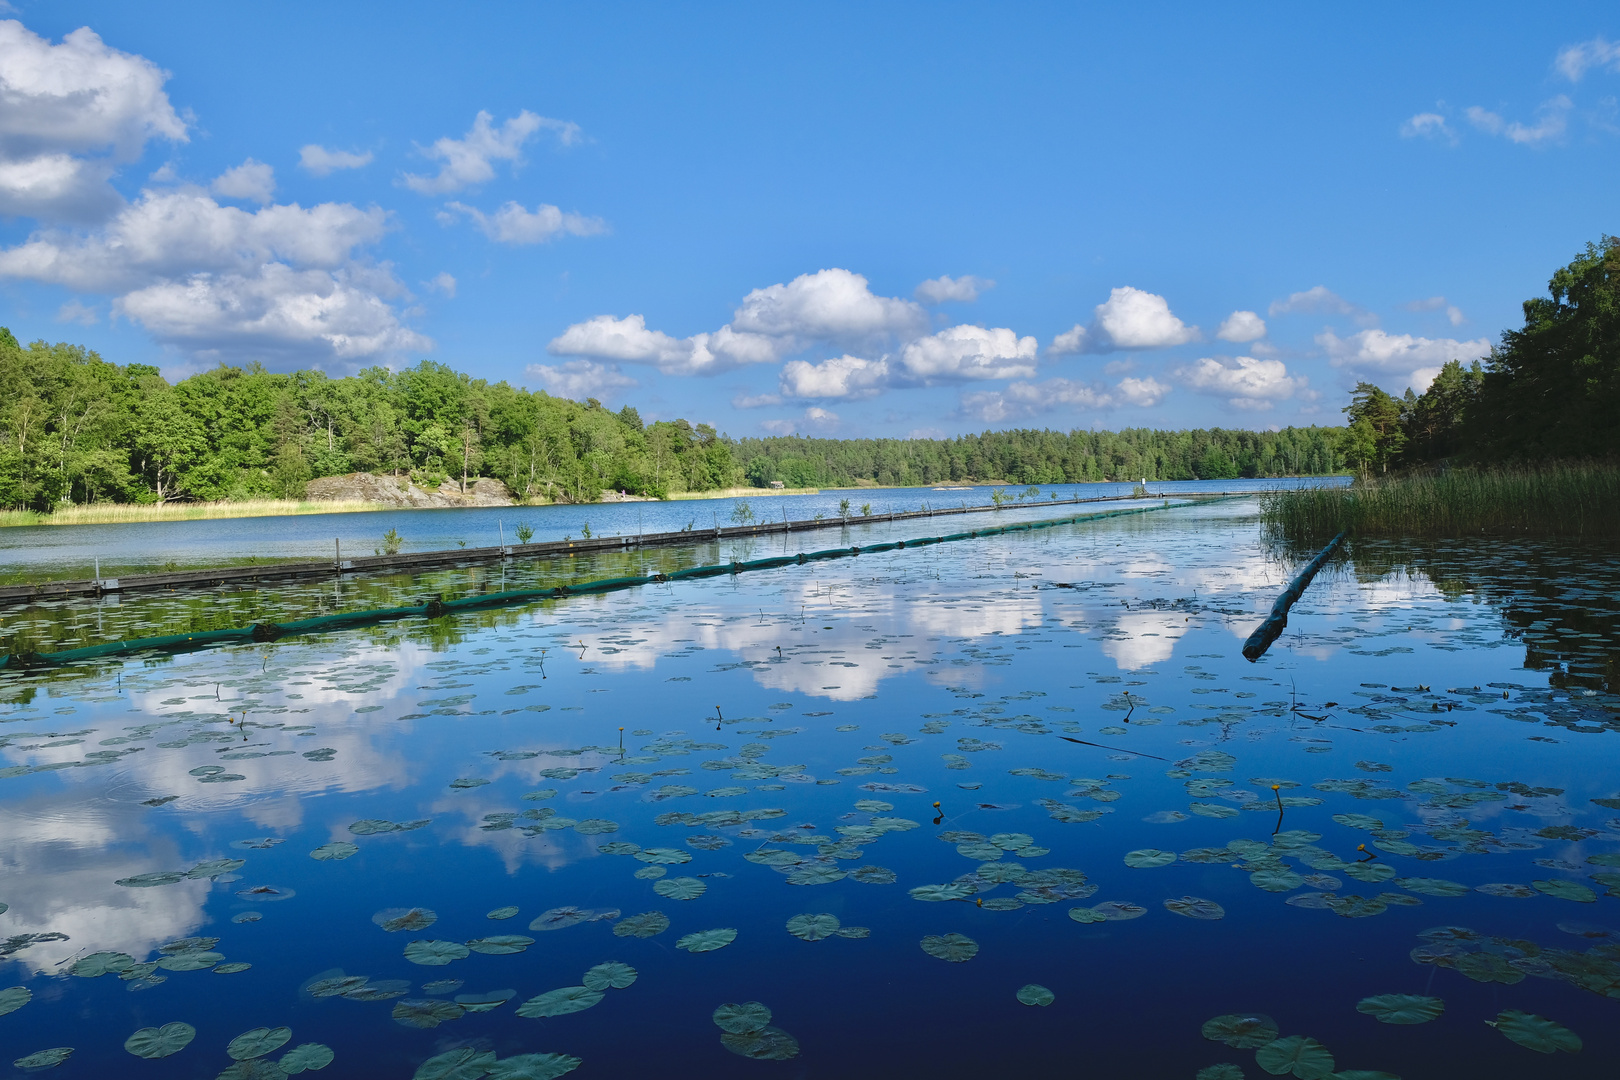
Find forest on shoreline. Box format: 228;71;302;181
0;328;1344;511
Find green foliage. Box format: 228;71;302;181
514;522;535;544
0;343;734;511
376;528;403;556
730;500;755;524
1361;236;1618;468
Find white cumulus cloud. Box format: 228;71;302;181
732;268;926;342
1116;376;1170;407
210;158;275;204
1175;355;1304;411
525;359;637;401
0;186;424;364
779;354;890;400
1215;310;1266;342
116;263;428;362
914;274;993;303
1317;328;1490;392
1555;37;1620;81
0;19;188;220
549;269;928;377
401;110;578;195
426;271;456;297
298;144;374;176
1267;285;1374;323
1401;112;1456;143
1049;286;1198;355
440;200;605;244
1465;96;1571;146
898;325;1037;382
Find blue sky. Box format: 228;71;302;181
1;3;1616;438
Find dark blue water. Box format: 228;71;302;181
1;497;1616;1078
0;478;1343;580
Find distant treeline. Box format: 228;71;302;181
0;329;1344;512
1345;235;1619;472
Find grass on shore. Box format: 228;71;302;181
0;499;391;528
1259;461;1620;541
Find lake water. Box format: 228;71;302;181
0;478;1342;582
1;495;1617;1078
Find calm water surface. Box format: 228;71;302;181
0;478;1344;581
1;497;1616;1078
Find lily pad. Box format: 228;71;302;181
633;847;691;865
375;907;438;932
582;962;638;991
0;986;31;1016
1250;869;1305;892
123;1022;196;1058
1326;894;1387;919
516;985;604;1018
850;865;897;884
1165;896;1226;920
217;1061;289;1080
1092;901;1148;920
403;940;470;966
786;862;847;885
910;883;974;902
279;1043;335;1073
613;912;669;938
1068;906;1108;924
392;998;465;1029
115;872;184;888
786;913;842;941
309;842;359;862
70;951;135;977
413;1048;497;1080
486;1053;583;1079
1202;1014;1280;1049
1254;1035;1335;1078
653;877;707;901
529;907;600;931
1491;1009;1581;1054
156;950;223;972
574;819;620;836
919;932;978;962
1533;879;1597;903
455;991;515;1013
1342;862;1395;884
1331;814;1383;830
1393;877;1468;898
1196;1067;1245;1080
466;935;534;955
1123;848;1176;868
216;962;253;974
1357;994;1443;1025
1016;983;1054;1006
487;906;520;920
677;928;738;953
227;1027;293;1060
720;1027;800;1060
1475;883;1534;898
12;1048;72;1071
714;1001;773;1033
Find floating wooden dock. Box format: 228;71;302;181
0;490;1284;606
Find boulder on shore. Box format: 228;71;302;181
306;473;516;507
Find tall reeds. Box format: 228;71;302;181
1260;462;1620;541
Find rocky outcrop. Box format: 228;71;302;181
306;473;516;507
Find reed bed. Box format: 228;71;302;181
666;486;821;500
0;499;390;528
1259;462;1620;540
